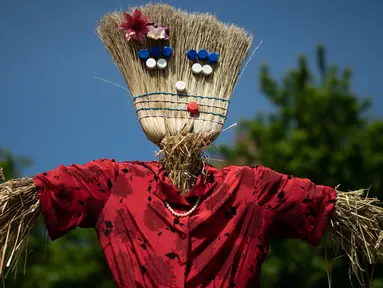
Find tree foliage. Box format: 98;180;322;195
218;45;383;287
0;149;32;181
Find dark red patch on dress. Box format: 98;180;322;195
55;185;72;202
66;165;105;185
174;236;188;258
146;254;177;287
114;250;136;287
133;165;152;178
113;176;134;197
143;201;167;232
207;183;230;212
113;208;138;241
239;167;255;188
192;242;217;274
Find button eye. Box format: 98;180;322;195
202;65;213;76
156;58;167;69
139;46;173;70
191;63;202;74
145;58;156;69
187;49;218;76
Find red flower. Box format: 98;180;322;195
119;9;149;41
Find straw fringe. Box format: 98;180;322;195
329;188;383;286
0;177;39;277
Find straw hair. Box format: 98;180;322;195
97;3;253;145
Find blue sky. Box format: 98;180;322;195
1;0;382;177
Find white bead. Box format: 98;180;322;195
191;63;202;74
175;81;186;92
146;58;156;69
157;58;167;69
202;64;213;75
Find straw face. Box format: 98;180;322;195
97;4;252;145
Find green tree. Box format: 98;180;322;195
0;149;115;288
0;148;32;181
217;45;383;287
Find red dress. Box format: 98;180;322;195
33;159;336;288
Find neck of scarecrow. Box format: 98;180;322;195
158;133;216;195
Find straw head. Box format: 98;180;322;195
97;3;253;146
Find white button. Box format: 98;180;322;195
157;58;167;69
146;58;156;69
175;81;186;92
202;65;213;75
191;63;202;74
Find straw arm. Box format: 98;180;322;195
329;188;383;285
0;176;40;276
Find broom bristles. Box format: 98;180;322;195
97;4;253;145
329;189;383;286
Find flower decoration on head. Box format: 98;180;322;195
119;9;170;42
146;24;170;40
119;9;149;41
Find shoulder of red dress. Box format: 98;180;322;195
117;160;159;166
116;160;160;173
220;164;258;171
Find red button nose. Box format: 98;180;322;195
187;102;199;114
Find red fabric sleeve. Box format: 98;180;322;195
33;159;119;240
253;165;337;245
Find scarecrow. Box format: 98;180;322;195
0;4;382;288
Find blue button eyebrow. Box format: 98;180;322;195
150;46;161;58
162;46;173;58
208;52;219;63
198;50;208;60
138;49;150;61
186;49;198;60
